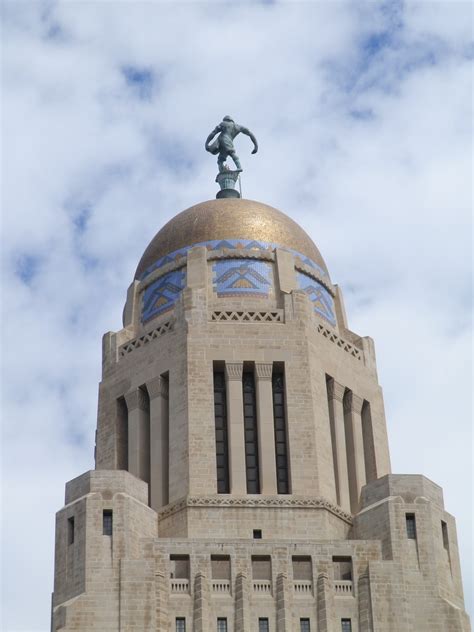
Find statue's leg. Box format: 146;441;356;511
217;152;226;172
230;151;242;171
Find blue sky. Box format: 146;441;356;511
1;2;472;629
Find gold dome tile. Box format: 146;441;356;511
135;198;328;279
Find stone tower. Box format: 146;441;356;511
52;198;470;631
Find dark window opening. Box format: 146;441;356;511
259;618;269;632
406;514;417;539
217;618;228;632
103;510;113;536
213;371;230;493
300;619;310;632
252;556;271;580
272;372;289;494
211;555;231;580
332;556;352;581
67;517;75;545
116;397;128;470
243;372;260;494
253;529;262;539
170;555;190;579
292;556;312;581
341;620;352;632
442;520;449;550
176;618;186;632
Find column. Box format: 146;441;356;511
193;572;210;632
155;570;170;631
344;391;366;513
255;362;278;495
147;376;169;511
327;380;350;512
235;572;251;632
225;362;247;494
358;571;373;632
276;573;292;632
124;388;150;483
316;571;335;632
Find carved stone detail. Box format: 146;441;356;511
158;495;353;524
317;323;362;360
124;387;149;412
119;320;173;358
147;376;169;400
211;310;283;323
344;391;364;414
255;362;273;381
327;379;346;403
225;362;243;381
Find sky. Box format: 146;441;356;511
1;1;472;630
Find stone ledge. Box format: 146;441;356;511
158;495;353;525
65;469;149;505
359;474;444;511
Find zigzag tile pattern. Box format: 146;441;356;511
139;239;326;280
142;269;186;323
297;271;336;326
213;259;272;298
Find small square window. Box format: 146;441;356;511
67;517;75;545
253;529;262;539
176;617;186;632
217;618;227;632
406;514;417;539
341;619;352;632
259;618;269;632
300;618;310;632
103;510;113;536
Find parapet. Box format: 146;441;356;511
65;469;149;506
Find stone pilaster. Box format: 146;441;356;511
316;571;335;632
124;387;150;483
327;380;350;512
358;570;373;632
255;362;278;495
193;572;210;632
275;248;296;293
225;362;247;494
155;570;169;631
235;572;251;632
344;391;366;513
147;376;169;511
276;572;292;632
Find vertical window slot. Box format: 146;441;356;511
272;372;290;494
213;371;230;493
243;372;260;494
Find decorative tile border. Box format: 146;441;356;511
142;269;186;323
297;271;336;326
140;239;327;280
213;259;273;299
158;495;353;525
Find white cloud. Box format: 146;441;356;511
1;2;472;629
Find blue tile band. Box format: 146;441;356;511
213;259;272;298
296;271;336;326
142;269;186;322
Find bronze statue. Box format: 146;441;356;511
205;116;258;173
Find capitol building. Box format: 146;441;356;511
51;196;470;631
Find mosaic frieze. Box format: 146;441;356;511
296;271;336;326
139;239;326;280
142;269;186;323
213;259;272;299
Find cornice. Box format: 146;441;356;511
158;495;353;525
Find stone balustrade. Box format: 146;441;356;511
333;580;353;596
170;579;190;594
211;579;231;594
253;580;272;595
293;580;313;595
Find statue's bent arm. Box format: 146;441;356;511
239;126;258;153
205;125;222;149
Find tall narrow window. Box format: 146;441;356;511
67;517;75;545
341;620;352;632
272;372;289;494
176;618;186;632
213;371;230;493
361;400;377;482
243;372;260;494
300;619;310;632
406;514;417;539
103;510;113;536
259;618;269;632
441;521;449;551
217;618;228;632
116;397;128;470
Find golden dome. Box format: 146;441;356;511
135;198;329;279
